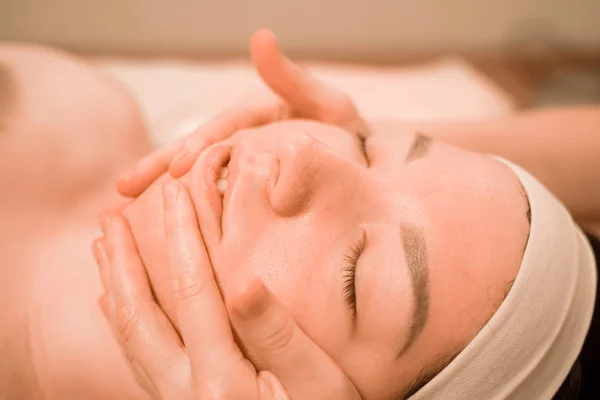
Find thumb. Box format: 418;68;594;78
228;277;361;400
258;371;291;400
249;29;359;127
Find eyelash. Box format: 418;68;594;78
342;233;366;315
357;134;370;166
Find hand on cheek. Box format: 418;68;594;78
93;181;361;399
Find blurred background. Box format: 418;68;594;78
1;0;599;122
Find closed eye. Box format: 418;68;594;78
342;232;366;316
357;133;370;167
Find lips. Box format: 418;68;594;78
217;158;235;225
192;141;283;245
220;148;241;225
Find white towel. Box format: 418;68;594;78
412;159;597;400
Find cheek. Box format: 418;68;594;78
216;223;352;360
216;224;314;303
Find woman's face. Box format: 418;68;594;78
125;120;530;399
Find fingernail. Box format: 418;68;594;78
172;149;188;167
258;372;276;398
98;212;111;233
118;171;134;183
235;279;271;320
162;181;179;206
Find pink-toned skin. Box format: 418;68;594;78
0;36;529;400
123;120;529;399
96;183;361;400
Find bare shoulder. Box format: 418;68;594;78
0;44;153;214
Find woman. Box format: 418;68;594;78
0;31;595;399
102;30;599;399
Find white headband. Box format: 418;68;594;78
412;159;597;400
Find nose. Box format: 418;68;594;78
270;130;357;217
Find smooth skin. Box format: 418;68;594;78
106;28;524;398
0;37;363;400
111;31;377;399
374;108;600;224
112;29;598;400
96;181;361;400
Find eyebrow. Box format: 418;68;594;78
405;133;433;163
397;224;430;357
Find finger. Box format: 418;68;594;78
229;277;361;400
161;181;241;363
162;181;259;398
250;29;364;131
169;94;285;178
258;371;291;400
116;143;183;198
106;198;133;214
92;236;111;291
101;211;191;398
94;232;154;396
92;237;116;322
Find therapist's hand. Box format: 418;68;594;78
94;181;361;400
116;29;368;197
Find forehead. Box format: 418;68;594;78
382;139;515;209
382;142;526;272
391;145;527;344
